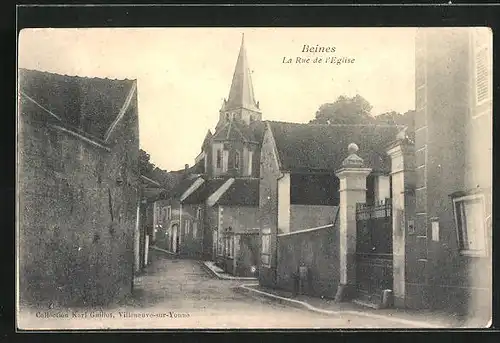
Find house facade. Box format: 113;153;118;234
403;27;492;318
153;173;205;257
18;68;140;307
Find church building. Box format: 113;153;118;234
154;35;264;276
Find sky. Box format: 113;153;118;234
18;28;416;171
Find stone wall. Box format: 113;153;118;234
290;205;338;232
220;206;259;232
276;222;340;298
258;126;280;287
18;95;139;307
235;233;260;277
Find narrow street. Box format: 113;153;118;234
18;249;437;329
116;250;427;329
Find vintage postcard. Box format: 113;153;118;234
16;27;492;330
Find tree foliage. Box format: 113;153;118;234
139;149;175;189
139;149;155;176
310;94;415;130
375;110;415;129
310;95;374;125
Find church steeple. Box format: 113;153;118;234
219;33;262;127
226;33;259;112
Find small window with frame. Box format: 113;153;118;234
453;194;488;256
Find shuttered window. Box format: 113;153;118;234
453;194;487;256
474;29;492;104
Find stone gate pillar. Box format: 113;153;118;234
335;143;372;302
387;137;415;307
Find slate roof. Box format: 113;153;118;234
267;121;401;173
224;34;260;112
212;118;265;144
18;68;136;141
182;178;228;204
169;176;202;199
216;178;259;206
249;120;266;144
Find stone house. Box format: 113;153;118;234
17;68;140;307
397;27;492;320
258;121;400;292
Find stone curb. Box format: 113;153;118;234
201;262;258;281
237;284;445;328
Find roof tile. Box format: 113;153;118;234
19;68;136;141
268;121;400;173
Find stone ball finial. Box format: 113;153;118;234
342;142;364;168
348;143;359;155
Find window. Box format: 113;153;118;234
166;206;171;221
261;228;271;267
196;207;202;220
248;150;253;176
474;28;492;105
159;208;165;222
453;194;487;255
234;151;240;169
185;219;191;235
216;149;222;168
193;222;198;238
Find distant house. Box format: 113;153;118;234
153;169;204;257
138;174;164;270
205;177;260;276
258;121;400;290
17;68;140;307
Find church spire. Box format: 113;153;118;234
225;33;259;112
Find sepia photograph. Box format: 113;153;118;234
16;27;492;330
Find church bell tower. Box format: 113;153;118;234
216;34;262;130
